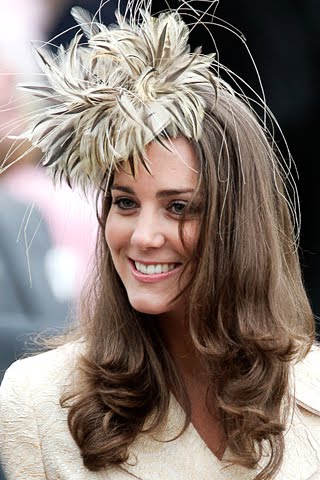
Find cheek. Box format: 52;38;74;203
104;213;119;251
181;220;199;253
105;212;132;253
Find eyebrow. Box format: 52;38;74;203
110;185;195;198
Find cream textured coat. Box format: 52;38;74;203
0;342;320;480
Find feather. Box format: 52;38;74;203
17;5;219;190
71;7;100;38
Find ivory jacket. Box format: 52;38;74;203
0;342;320;480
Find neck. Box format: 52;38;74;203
155;312;226;459
156;310;205;381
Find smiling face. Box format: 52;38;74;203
105;136;199;317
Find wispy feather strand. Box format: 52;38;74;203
15;7;223;191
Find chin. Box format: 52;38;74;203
133;304;168;316
128;296;169;316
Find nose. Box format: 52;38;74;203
130;209;165;249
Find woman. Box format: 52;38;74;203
0;4;319;479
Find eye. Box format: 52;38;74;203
112;197;137;210
168;201;188;215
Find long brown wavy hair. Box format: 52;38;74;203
61;87;314;480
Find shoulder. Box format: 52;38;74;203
293;345;320;442
0;342;86;479
0;341;84;402
293;344;320;415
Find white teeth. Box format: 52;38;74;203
140;263;147;274
134;261;177;275
155;264;162;274
147;265;155;275
161;264;168;273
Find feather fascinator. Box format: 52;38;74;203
13;3;222;190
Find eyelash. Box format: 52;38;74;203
169;201;187;215
112;197;136;210
112;197;188;216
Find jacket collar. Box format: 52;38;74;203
122;395;320;480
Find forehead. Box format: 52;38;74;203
113;137;199;188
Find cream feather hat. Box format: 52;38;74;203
14;4;225;191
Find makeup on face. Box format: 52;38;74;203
105;136;199;317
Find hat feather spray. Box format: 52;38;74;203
7;1;226;192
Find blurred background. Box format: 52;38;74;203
0;0;318;477
0;0;99;384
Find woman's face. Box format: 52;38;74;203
105;136;199;317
